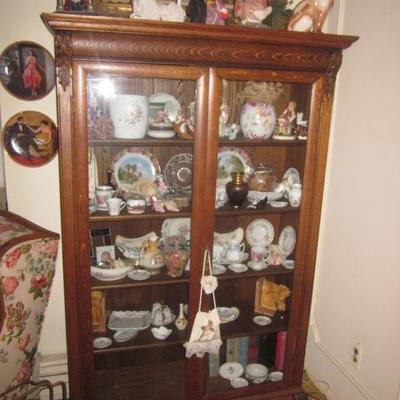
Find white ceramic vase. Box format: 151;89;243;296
240;102;276;139
110;94;149;139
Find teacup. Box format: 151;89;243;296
213;243;226;261
96;186;116;210
106;198;126;216
250;246;271;264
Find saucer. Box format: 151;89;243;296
253;315;272;326
93;337;112;349
212;264;227;275
247;261;268;271
228;263;248;273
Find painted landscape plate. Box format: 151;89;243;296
112;148;161;195
278;226;296;256
217;147;253;186
246;219;274;247
164;153;193;192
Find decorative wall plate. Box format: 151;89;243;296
112;148;161;195
149;92;181;123
2;111;58;167
164;153;193;192
282;167;301;186
217;147;253;186
0;41;55;100
278;226;296;256
161;218;191;241
246;219;274;247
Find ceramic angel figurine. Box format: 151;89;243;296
287;0;333;32
234;0;272;25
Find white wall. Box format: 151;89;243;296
306;1;400;399
0;0;67;360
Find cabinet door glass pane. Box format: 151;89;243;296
87;72;199;400
208;77;312;394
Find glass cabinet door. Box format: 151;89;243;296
84;64;208;400
204;69;315;397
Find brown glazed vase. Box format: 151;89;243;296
226;172;249;208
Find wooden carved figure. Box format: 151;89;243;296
287;0;333;33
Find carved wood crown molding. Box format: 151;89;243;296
324;51;343;98
55;32;72;91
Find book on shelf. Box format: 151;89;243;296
275;330;288;371
247;335;260;363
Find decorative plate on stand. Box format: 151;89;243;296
164;153;193;193
112;148;161;196
217;147;253;186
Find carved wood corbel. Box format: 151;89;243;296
55;32;72;91
324;51;342;98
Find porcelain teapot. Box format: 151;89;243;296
226;240;246;262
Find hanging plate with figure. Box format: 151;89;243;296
2;111;58;167
0;41;55;100
217;147;253;187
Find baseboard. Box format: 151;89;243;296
38;353;69;400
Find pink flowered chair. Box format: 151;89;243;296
0;211;65;400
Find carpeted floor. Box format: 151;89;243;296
303;370;328;400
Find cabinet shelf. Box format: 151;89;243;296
89;138;194;147
93;327;187;354
93;310;288;355
215;204;299;217
219;137;307;147
91;270;190;290
89;208;192;222
91;266;292;291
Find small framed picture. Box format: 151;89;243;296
95;245;115;266
3;111;58;167
0;41;55;100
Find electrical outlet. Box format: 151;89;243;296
351;342;363;369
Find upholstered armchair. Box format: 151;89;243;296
0;211;65;399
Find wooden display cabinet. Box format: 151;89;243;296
42;12;357;400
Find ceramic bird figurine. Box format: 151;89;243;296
287;0;333;32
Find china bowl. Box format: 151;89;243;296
113;329;138;343
90;265;132;281
151;326;172;340
245;363;268;384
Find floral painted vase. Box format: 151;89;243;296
239;101;276;139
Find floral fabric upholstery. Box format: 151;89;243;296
0;216;33;247
0;236;59;398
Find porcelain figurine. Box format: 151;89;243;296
140;239;165;273
287;0;333;32
234;0;272;25
175;303;188;331
161;1;186;22
131;0;162;20
207;0;229;25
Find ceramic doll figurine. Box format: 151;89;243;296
274;100;297;137
234;0;272;25
206;0;229;25
187;0;207;23
287;0;333;32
